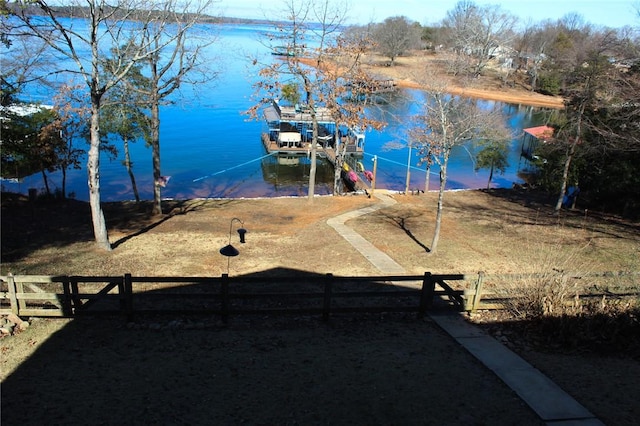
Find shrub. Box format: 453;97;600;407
537;72;562;96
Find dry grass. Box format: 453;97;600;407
2;188;638;280
2;189;640;425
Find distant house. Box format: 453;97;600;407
0;103;53;120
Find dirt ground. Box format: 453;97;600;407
2;189;639;425
368;51;565;109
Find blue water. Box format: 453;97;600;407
2;22;549;201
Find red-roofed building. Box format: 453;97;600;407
521;125;555;160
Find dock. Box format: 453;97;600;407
261;99;371;192
261;99;365;159
260;134;371;193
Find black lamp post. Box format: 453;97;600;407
220;218;247;273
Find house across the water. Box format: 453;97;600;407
261;99;365;161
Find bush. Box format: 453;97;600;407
491;237;640;356
537;72;562;96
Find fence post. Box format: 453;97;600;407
221;273;230;324
471;271;485;313
14;275;26;314
419;272;435;317
322;273;333;322
122;274;134;322
61;276;73;316
7;274;18;315
70;277;81;311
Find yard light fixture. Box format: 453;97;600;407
220;218;247;273
237;227;247;244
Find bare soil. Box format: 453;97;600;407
2;189;639;425
369;51;565;109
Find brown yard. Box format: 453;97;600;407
2;189;639;425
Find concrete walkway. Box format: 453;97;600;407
327;191;405;274
327;191;604;426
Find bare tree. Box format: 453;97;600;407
134;2;219;215
7;0;218;248
410;72;511;252
372;16;420;65
248;0;383;201
8;1;180;249
441;0;517;78
0;34;56;104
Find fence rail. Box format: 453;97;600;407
0;273;466;321
2;271;638;320
464;271;639;312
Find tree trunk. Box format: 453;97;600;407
150;93;162;215
123;137;140;202
555;104;584;212
333;149;342;195
554;139;578;212
486;164;494;190
424;163;431;192
529;68;538;92
333;130;345;195
306;83;317;203
88;94;111;251
431;161;448;253
307;117;317;202
40;169;50;196
61;166;67;199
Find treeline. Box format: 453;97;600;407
346;3;640;219
2;2;277;25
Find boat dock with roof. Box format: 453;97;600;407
261;100;365;159
261;99;372;192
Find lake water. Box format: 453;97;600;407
3;22;550;202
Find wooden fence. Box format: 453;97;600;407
2;271;637;321
464;271;639;312
0;272;466;321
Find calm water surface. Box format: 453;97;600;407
3;23;550;201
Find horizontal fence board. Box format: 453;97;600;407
3;272;634;319
1;275;68;283
15;309;66;317
13;293;63;301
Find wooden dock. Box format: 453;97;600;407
261;134;370;193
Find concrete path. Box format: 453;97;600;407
327;191;603;426
327;191;405;274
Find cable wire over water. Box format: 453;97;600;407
192;152;277;182
362;152;439;175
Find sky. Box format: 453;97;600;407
218;0;640;29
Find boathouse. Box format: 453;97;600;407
261;99;365;159
521;125;555;161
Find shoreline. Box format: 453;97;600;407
298;56;565;109
393;78;565;109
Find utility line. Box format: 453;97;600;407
362;152;439;175
192;152;276;182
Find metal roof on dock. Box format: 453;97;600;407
264;100;336;124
